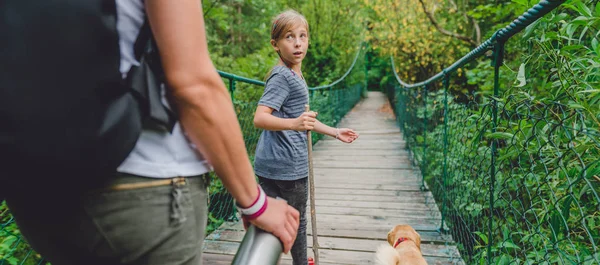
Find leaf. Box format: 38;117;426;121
498;255;511;265
561;196;573;228
568;103;585;109
549;210;562;242
575;1;593;17
511;0;529;7
549;12;569;23
561;45;585;51
522;19;541;39
0;235;17;248
571;16;589;26
501;241;521;250
577;89;600;94
593;38;599;56
515;63;526;87
597;1;600;16
7;257;19;265
579;26;590;43
474;231;488;245
487;132;514;140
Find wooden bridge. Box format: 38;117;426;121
202;92;464;264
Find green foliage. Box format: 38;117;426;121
0;202;46;265
204;0;367;88
388;0;600;263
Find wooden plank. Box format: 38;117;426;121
314;180;424;188
315;142;406;149
205;229;458;257
206;222;452;243
314;155;411;162
315;178;426;187
315;171;420;179
314;138;405;144
313;183;425;192
315;193;429;203
313;145;406;151
311;205;441;219
203;253;347;265
312;198;441;211
307;213;440;228
312;149;408;156
313;168;418;177
203;241;464;264
313;160;413;169
313;188;432;197
204;236;460;258
343;129;402;135
205;226;449;243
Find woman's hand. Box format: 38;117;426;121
290;111;318;131
247;197;300;254
335;128;359;143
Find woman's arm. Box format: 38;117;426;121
145;0;298;253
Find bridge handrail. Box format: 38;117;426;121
218;41;365;91
391;0;565;88
310;42;365;91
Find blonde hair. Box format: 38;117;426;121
271;9;309;41
264;10;310;81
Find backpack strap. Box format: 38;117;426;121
133;19;152;60
127;18;177;133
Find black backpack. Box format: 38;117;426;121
0;0;175;197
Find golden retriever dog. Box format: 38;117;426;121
374;224;428;265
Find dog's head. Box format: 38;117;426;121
386;224;422;251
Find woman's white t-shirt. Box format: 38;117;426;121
114;0;212;178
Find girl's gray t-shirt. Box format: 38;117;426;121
254;65;310;180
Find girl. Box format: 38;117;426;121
253;9;359;265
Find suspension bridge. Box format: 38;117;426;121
2;0;599;264
202;91;463;264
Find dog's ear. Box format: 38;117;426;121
387;229;394;245
414;230;422;252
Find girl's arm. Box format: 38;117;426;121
313;120;337;137
314;120;359;143
254;105;317;131
145;0;298;253
254;105;359;143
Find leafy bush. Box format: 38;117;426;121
386;0;600;263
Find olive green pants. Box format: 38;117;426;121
6;173;209;265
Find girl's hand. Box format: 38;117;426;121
290;111;317;131
335;128;359;143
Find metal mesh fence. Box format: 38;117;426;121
388;81;600;263
384;0;599;263
387;46;599;265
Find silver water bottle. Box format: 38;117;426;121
231;225;283;265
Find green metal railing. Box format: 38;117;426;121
386;0;599;264
0;42;368;265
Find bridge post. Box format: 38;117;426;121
488;39;504;264
421;85;428;192
363;42;368;97
229;78;236;101
440;74;450;233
